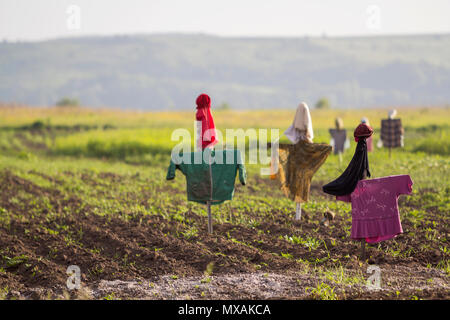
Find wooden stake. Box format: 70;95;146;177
207;201;213;234
197;122;213;234
295;202;301;220
360;239;366;260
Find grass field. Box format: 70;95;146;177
0;105;448;300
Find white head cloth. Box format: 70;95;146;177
284;102;314;143
388;109;397;119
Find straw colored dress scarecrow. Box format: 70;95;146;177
272;103;331;219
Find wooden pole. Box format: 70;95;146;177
295;202;301;220
207;201;213;234
360;239;366;260
196;122;213;234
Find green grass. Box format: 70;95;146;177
305;282;338;300
0;106;448;299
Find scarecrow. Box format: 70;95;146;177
167;94;246;234
329;117;350;164
323;123;413;259
379;109;404;157
271;102;332;221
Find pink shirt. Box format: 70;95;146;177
337;175;413;243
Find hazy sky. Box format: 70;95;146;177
1;0;449;41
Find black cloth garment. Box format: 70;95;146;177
322;139;370;196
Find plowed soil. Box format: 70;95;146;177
0;170;448;300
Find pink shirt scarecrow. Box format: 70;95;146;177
324;123;414;244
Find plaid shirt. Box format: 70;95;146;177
381;119;403;148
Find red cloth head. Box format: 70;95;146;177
196;93;211;109
195;93;217;149
354;123;373;142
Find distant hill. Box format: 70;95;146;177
0;33;449;110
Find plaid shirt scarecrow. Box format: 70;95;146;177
380;119;403;148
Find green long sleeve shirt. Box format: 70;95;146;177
166;149;246;205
